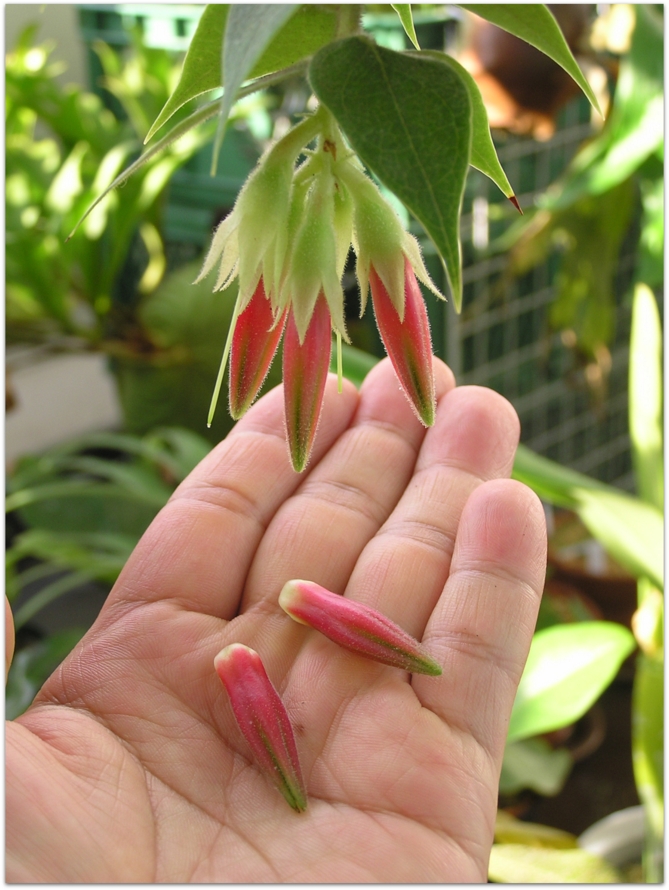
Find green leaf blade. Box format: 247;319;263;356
629;283;663;512
460;4;602;117
147;4;338;143
391;4;420;50
489;844;622;883
145;5;229;143
417;50;514;199
310;36;472;310
212;4;299;173
508;622;636;743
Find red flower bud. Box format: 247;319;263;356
282;292;332;472
370;257;436;427
214;644;307;812
279;579;442;676
229;279;287;420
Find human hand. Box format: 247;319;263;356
6;358;546;882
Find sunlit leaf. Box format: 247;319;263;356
508;622;636;743
310;36;472;309
513;444;664;587
495;811;577;848
577;490;663;590
629;283;663;512
489;844;621;883
145;5;229;143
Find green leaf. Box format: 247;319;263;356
508;622;636;743
391;4;420;49
211;4;299;173
146;5;337;143
12;570;97;631
632;652;664;861
460;4;602;117
500;738;573;796
67;96;220;241
310;36;472;309
513;444;664;588
488;844;622;883
495;811;578;848
145;5;229;143
416;50;514;199
629;283;663;512
249;5;338;81
576;490;664;591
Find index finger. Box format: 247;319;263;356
106;376;359;619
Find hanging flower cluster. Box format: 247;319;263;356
198;106;445;471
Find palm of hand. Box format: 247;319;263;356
6;360;546;883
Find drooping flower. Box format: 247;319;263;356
369;257;436;426
283;293;333;473
279;579;443;676
214;643;307;812
338;160;444;426
228;279;287;420
198;107;446;471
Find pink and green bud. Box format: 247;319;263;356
229;279;287;420
279;579;443;676
370;256;436;427
283;292;332;473
281;168;347;343
214;643;307;813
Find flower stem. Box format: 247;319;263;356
208;290;243;427
336;332;343;393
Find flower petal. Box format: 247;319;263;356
283;293;332;472
214;643;307;813
370;257;436;426
229;279;287;419
279;579;442;676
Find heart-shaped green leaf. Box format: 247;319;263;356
508;622;635;743
310;36;472;309
415;50;514;200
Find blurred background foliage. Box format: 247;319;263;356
496;4;663;397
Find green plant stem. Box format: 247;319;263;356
336;4;362;38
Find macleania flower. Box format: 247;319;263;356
279;579;442;676
214;643;307;812
198;108;445;470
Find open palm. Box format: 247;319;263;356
7;359;546;883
